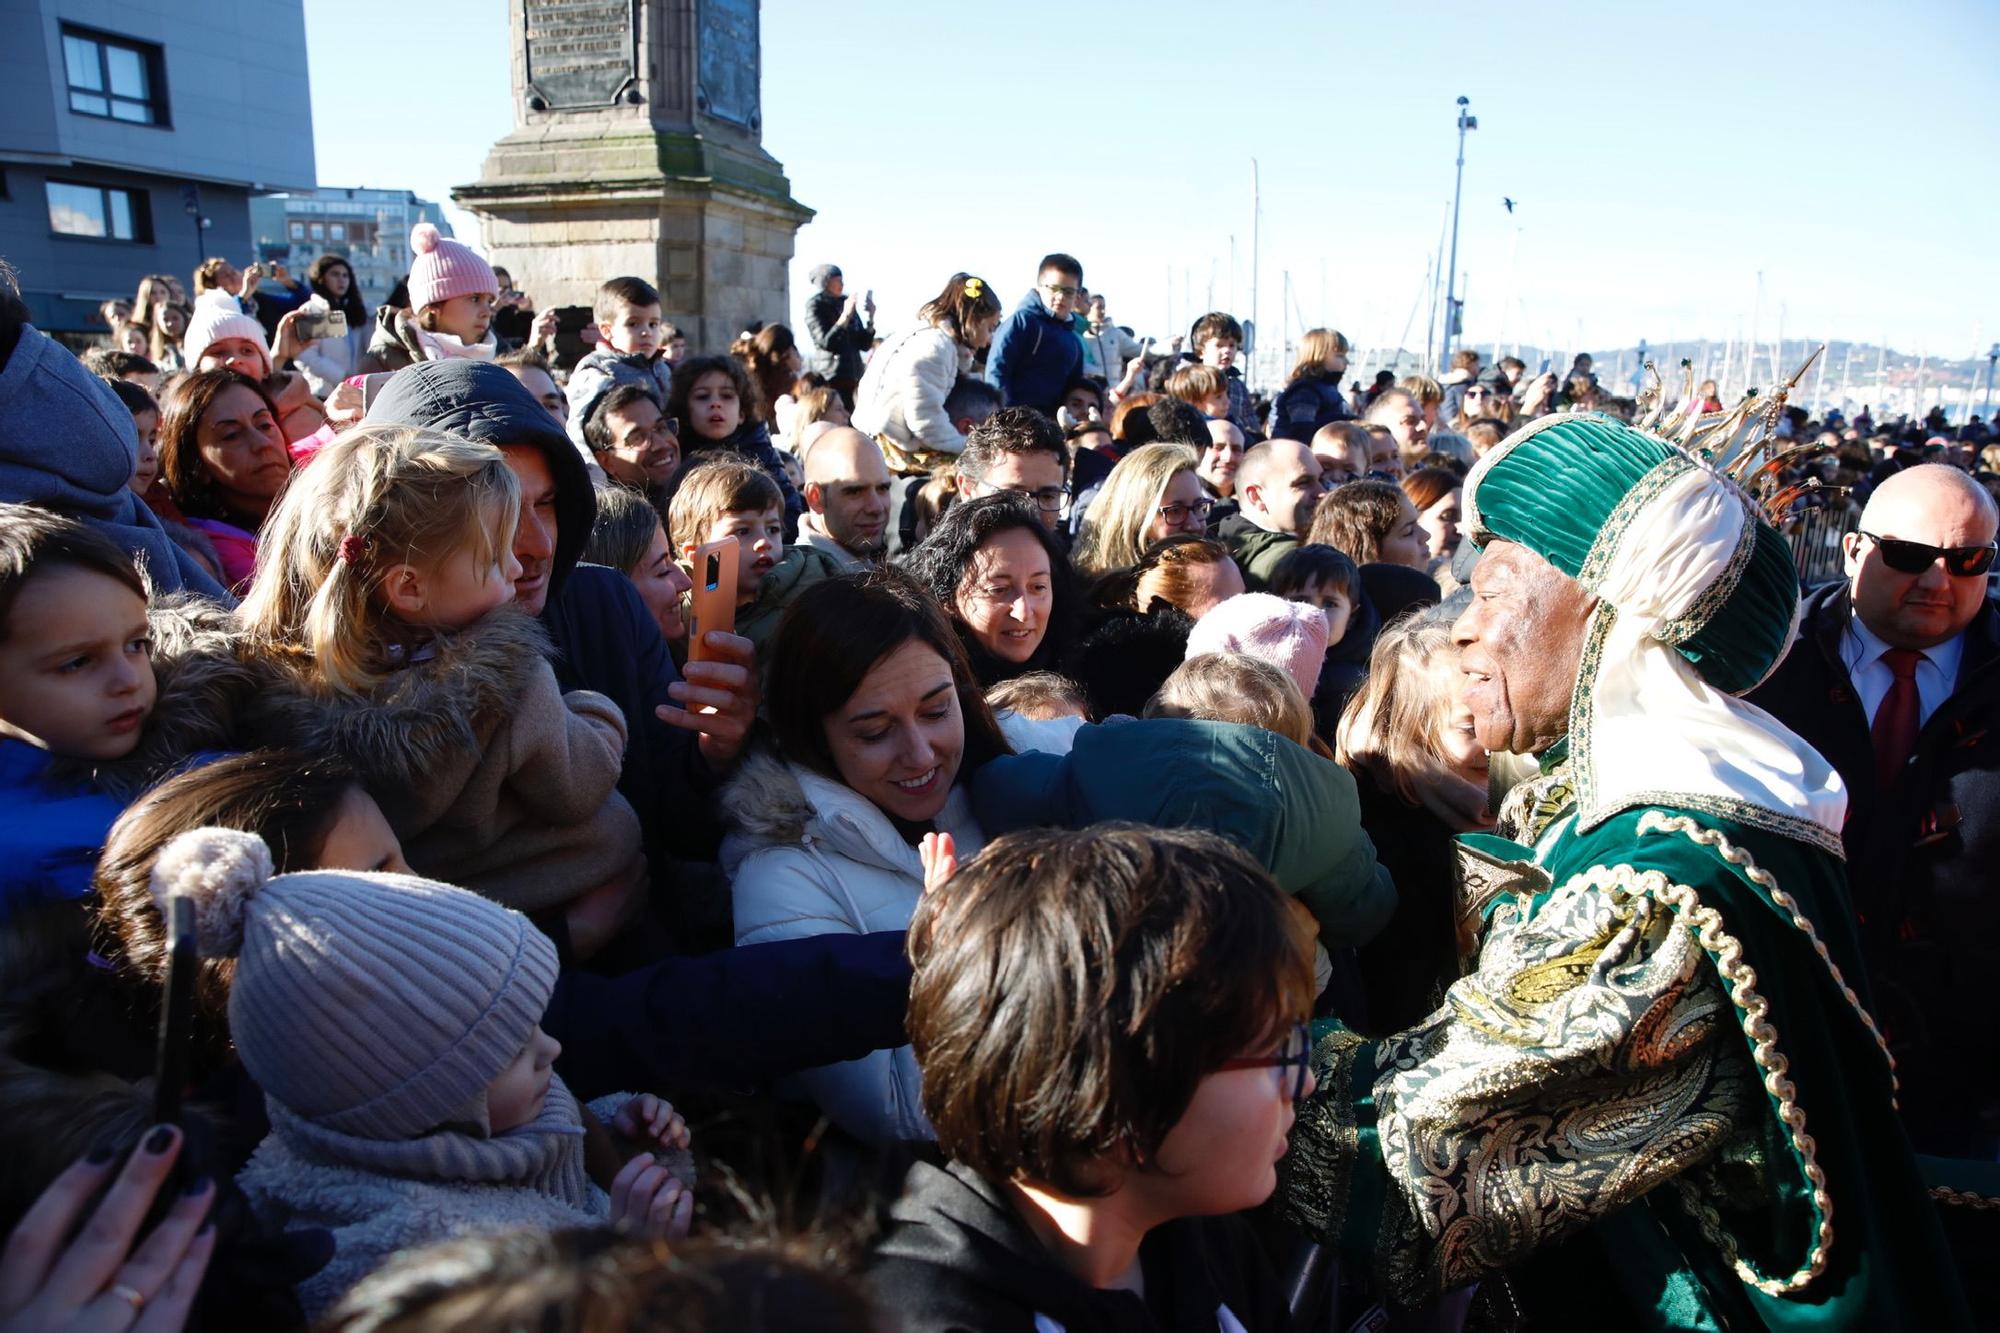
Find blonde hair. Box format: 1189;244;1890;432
1397;375;1442;407
985;670;1088;722
665;460;780;552
1164;363;1226;408
1287;328;1350;384
1072;443;1199;576
1145;652;1315;751
236;424;520;694
1335;612;1460;804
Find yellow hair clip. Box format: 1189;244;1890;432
963;278;984;300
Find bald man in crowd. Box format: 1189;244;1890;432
1213;437;1328;589
796;426;893;569
1748;463;2000;1300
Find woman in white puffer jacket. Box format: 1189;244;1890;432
722;571;1007;1144
851;272;1003;464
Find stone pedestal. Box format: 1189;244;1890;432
453;0;812;351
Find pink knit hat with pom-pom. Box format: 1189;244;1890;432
1185;592;1329;702
148;826;555;1139
405;222;497;312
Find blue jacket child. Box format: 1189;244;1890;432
986;289;1083;416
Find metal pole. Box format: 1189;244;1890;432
1250;157;1260;390
1985;346;1999;422
1440;96;1476;365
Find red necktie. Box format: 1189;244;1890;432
1870;647;1923;792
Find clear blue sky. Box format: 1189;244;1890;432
304;0;1999;364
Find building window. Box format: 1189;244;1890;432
289;221;305;240
329;222;346;242
46;180;152;242
309;222;324;241
61;28;167;126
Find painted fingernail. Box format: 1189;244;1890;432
143;1125;176;1155
84;1143;116;1165
182;1174;211;1196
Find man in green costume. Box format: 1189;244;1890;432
1275;412;1974;1330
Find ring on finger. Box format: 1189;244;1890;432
109;1282;146;1310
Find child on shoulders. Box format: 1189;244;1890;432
233;424;642;952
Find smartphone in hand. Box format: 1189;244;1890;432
687;539;740;664
153;896;198;1130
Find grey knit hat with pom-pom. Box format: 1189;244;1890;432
149;827;557;1140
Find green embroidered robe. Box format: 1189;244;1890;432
1275;776;1972;1331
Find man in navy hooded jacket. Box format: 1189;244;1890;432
985;253;1085;415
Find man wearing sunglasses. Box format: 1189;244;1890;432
1747;463;2000;1299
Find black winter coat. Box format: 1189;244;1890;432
867;1161;1291;1333
1745;582;2000;1157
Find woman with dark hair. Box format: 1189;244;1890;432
665;352;804;537
903;494;1081;688
154;369;294;589
738;323;804;441
294;254;371;398
868;824;1309;1331
723;569;1005;1144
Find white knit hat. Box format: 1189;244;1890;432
149;827;557;1140
180;290;270;377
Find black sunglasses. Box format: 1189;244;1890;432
1858;531;1997;578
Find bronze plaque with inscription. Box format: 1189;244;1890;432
523;0;638;109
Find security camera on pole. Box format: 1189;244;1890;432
1440;96;1477;365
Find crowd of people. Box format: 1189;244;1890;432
0;230;1994;1333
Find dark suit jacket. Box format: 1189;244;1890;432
1746;582;2000;1156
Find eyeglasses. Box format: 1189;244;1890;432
1041;283;1078;297
1218;1023;1313;1101
980;482;1069;513
1156;497;1215;525
1858;531;1997;578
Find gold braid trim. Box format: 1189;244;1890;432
1635;812;1897;1099
1929;1185;2000;1211
1559;859;1833;1295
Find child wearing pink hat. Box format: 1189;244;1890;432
1183;591;1329;703
358;223;501;373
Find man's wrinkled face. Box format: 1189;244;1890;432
1451;540;1597;755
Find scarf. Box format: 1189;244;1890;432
265;1073;590;1207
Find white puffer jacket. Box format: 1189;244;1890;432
851;325;973;455
721;748;984;1144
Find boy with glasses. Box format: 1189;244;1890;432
986;253;1086;416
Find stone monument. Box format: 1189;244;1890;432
454;0;812;351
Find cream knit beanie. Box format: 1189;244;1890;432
149;827;557;1140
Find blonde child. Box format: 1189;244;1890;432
563;277;675;467
233;425;642;947
151;825;693;1319
358;224;500;372
666;460;839;657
